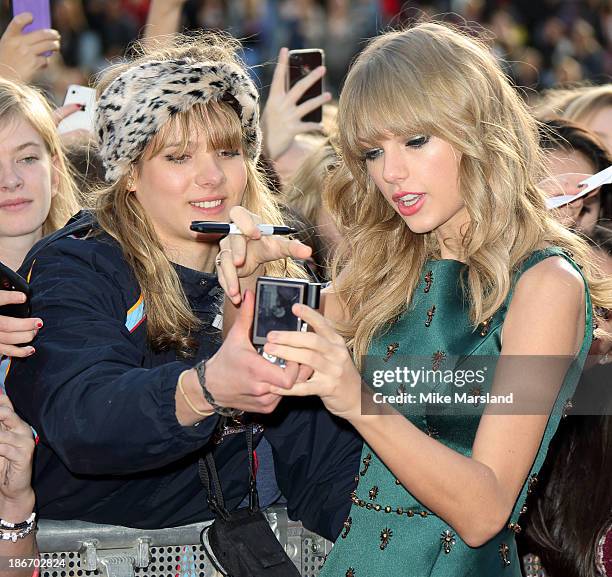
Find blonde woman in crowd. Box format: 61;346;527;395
218;23;612;575
5;34;360;545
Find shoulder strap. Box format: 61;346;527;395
199;422;259;519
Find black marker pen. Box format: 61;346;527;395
190;221;298;235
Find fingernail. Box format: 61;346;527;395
267;332;278;341
19;293;27;303
35;320;43;329
27;347;35;356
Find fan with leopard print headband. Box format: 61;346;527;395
95;58;262;183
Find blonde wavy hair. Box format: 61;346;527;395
92;34;302;354
534;83;612;123
284;141;339;225
563;84;612;124
0;78;79;236
326;22;612;366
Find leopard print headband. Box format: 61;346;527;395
96;58;261;183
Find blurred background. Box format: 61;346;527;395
1;0;611;105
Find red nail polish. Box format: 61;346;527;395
35;321;43;329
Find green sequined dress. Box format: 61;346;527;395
320;248;592;577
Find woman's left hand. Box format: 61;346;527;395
264;303;362;421
216;206;311;304
0;395;35;518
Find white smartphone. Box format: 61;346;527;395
57;85;97;134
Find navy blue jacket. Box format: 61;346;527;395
6;214;361;540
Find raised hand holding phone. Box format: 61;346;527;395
260;47;331;161
11;0;52;34
57;85;97;135
0;5;59;82
288;49;325;123
0;263;39;358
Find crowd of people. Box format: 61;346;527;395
1;0;612;103
0;2;610;577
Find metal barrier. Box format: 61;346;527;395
37;508;332;577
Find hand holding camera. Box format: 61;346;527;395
264;300;363;422
187;290;300;421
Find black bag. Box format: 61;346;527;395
199;423;301;577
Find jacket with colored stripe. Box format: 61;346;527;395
5;214;360;540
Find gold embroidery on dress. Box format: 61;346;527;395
425;305;436;327
341;516;352;539
384;342;399;362
479;316;494;337
359;453;372;476
379;527;393;550
499;543;511;566
527;473;538;495
350;492;432;519
432;350;446;371
440;530;456;554
508;522;522;534
469;386;483;406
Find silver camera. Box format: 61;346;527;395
252;277;321;366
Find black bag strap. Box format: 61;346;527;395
199;451;228;518
199;422;259;519
246;422;259;512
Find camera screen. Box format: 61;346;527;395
255;282;303;339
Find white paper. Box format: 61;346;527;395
546;165;612;209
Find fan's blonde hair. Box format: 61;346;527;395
327;23;612;366
92;34;302;354
0;78;79;236
534;83;612;123
284;141;339;225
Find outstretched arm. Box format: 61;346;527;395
142;0;187;48
0;14;60;83
267;256;586;547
